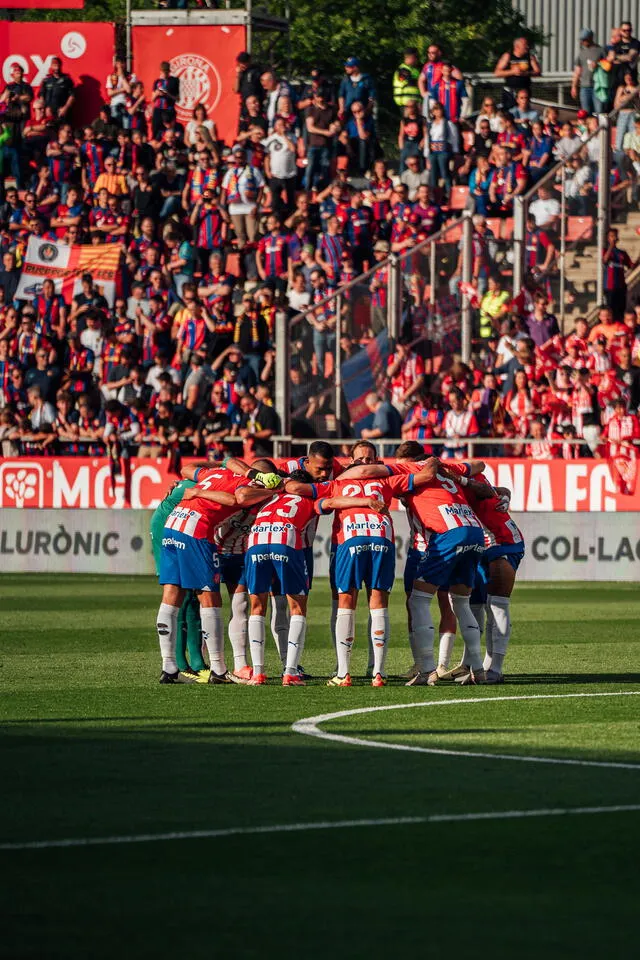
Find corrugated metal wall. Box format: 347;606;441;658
512;0;640;74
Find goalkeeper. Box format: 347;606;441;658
150;477;207;680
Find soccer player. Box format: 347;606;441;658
150;477;207;680
180;460;281;682
388;454;488;685
289;464;437;686
391;442;459;679
444;464;525;682
243;468;381;685
156;468;273;684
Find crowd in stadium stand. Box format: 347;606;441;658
1;24;640;464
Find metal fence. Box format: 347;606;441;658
271;86;638;453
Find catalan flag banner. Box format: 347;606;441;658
16;237;121;307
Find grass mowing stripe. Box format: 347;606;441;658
292;691;640;770
2;805;639;852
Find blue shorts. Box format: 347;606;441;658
417;527;485;590
484;542;525;572
219;553;246;587
404;547;427;593
159;530;221;592
334;536;396;594
245;544;309;596
304;546;315;587
470;557;489;606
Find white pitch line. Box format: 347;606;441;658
292;691;640;770
1;805;640;852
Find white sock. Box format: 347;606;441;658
438;631;456;668
367;612;374;669
248;614;266;674
335;609;355;677
470;603;485;637
450;594;483;671
408;590;435;673
285;614;307;676
330;591;338;653
229;591;248;670
370;608;389;677
200;606;226;675
156;602;180;673
483;603;494;671
271;594;290;665
487;595;511;674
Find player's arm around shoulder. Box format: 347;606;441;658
337;463;393;480
182;486;237;506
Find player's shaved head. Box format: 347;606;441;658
395;440;425;461
309;441;333;459
305;440;334;481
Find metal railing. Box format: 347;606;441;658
268;435;621;459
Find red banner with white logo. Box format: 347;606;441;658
0;458;639;511
131;24;246;146
0;22;113;124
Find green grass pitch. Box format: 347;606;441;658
1;574;639;959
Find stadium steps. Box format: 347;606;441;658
559;210;640;330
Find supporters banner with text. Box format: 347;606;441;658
15;237;121;306
0;22;112;124
1;457;640;513
131;24;246;146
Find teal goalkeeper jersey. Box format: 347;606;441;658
150;479;196;573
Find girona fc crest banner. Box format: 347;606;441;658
131;25;246;145
16;237;121;307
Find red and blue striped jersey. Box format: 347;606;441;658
33;294;65;335
604;247;632;292
196;207;225;250
431;78;466;122
316;232;347;278
345;206;374;248
101;342;124;382
152;77;172;111
257;232;289;276
80;142;105;184
368;177;392;221
48;148;74;184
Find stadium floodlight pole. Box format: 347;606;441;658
596;113;611;307
512;196;526;297
246;0;253;54
460;210;473;363
559;163;566;331
334;292;343;434
274;308;290;458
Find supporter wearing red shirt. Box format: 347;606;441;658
441;388;479;459
386;340;425;413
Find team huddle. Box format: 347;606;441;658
150;440;524;687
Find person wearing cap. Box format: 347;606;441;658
494;37;541;111
221;144;264;249
338;57;376;118
393;49;421;110
572;29;606;114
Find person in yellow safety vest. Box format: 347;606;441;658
393;48;421;109
479;274;511;339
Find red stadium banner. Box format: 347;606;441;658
0;457;639;511
0;22;113;124
131;24;246;145
2;1;83;7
